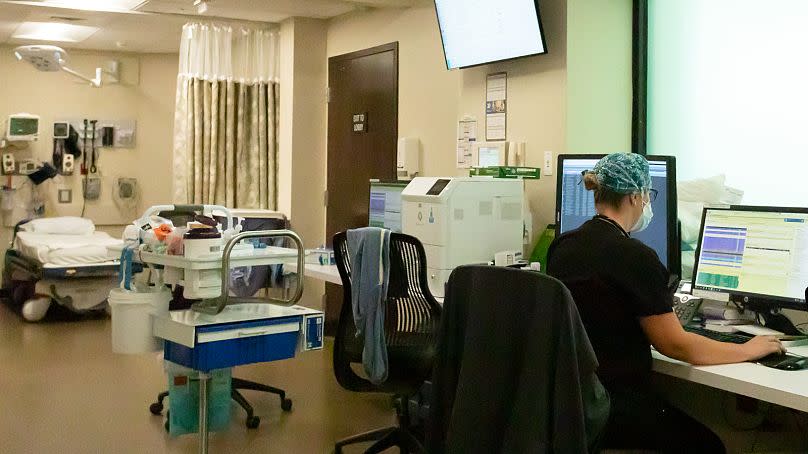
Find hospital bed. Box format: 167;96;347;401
1;217;128;322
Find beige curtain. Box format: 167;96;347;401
172;23;279;209
180;78;278;208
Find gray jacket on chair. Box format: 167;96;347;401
347;227;391;384
427;265;610;453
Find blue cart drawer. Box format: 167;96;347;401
164;316;301;372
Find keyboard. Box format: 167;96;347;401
684;325;752;344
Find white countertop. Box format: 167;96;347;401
652;345;808;412
286;262;343;285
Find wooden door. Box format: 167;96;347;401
325;43;399;334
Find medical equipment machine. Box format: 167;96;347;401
4;113;39;142
17;160;37;175
1;217;127;321
13;45;119;88
555;154;681;275
402;177;524;297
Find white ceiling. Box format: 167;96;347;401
0;0;424;53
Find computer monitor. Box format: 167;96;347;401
369;181;408;233
692;206;808;317
555;154;680;275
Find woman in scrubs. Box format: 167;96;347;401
547;153;784;453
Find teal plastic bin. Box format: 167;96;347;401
166;362;232;437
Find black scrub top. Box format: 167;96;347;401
547;215;674;390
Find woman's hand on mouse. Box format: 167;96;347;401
743;335;786;360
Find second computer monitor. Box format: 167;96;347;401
692;206;808;311
555;154;680;274
369;181;408;233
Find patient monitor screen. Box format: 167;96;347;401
9;116;38;136
369;183;407;233
558;158;671;267
694;208;808;303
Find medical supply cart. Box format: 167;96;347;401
126;225;322;454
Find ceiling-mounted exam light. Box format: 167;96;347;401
13;45;119;88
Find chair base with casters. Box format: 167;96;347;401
335;395;423;454
149;378;293;430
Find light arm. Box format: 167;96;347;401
60;66;102;88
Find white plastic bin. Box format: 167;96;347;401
109;285;171;354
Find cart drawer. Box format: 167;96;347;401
164;316;302;372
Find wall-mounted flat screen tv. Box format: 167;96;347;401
434;0;547;70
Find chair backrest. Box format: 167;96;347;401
332;230;442;393
427;265;607;453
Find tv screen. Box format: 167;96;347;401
434;0;547;70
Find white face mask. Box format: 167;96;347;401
631;198;653;233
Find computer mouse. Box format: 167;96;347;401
774;357;808;371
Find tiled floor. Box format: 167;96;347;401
0;304;395;453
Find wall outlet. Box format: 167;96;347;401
543;151;553;176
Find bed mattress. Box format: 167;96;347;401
15;231;124;267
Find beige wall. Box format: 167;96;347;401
0;47;177;239
278;18;329;310
327;7;462;179
278;18;328;250
327;0;567;238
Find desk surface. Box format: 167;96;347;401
288;263;343;285
652;345;808;412
293;263;445;303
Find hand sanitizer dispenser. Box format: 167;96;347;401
397;137;420;180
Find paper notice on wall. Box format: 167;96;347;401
486;72;507;141
457;117;477;168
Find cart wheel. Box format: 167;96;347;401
21;297;51;322
281;398;292;412
246;416;260;429
149;402;164;415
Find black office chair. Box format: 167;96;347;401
426;265;609;453
332;231;442;454
149;210;293;430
